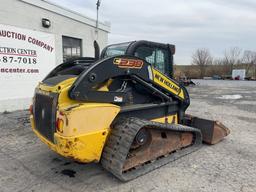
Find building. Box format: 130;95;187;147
0;0;110;112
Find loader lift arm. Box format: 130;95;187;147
69;55;189;109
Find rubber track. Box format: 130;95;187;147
101;118;202;181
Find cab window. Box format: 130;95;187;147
104;42;130;58
135;46;169;75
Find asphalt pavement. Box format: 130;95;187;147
0;80;256;192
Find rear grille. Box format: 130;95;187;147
34;92;58;143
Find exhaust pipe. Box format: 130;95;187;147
94;40;100;60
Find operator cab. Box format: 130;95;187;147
101;40;175;78
44;40;175;86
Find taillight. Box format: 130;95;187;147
56;118;64;133
29;105;33;115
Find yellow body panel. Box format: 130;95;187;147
58;103;120;137
31;117;109;162
38;77;77;93
152;68;185;99
38;77;85;108
31;104;120;162
31;78;120;163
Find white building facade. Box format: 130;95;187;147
0;0;110;112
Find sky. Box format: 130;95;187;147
49;0;256;65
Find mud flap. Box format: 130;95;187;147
183;115;230;145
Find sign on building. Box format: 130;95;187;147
0;24;55;109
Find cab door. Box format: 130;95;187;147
133;45;172;78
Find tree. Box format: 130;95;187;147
191;48;212;78
223;47;242;74
213;58;230;76
242;50;256;77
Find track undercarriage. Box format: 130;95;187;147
101;118;202;181
101;116;229;181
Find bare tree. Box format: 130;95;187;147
192;48;212;78
242;50;256;77
213;58;230;76
224;47;242;74
253;53;256;78
251;52;256;78
207;58;224;77
213;58;224;66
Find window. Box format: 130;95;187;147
104;42;130;58
155;49;168;74
135;46;169;75
62;36;82;62
135;46;155;64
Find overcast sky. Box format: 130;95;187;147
50;0;256;65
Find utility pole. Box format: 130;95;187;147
94;0;102;59
95;0;101;39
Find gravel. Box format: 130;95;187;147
0;80;256;192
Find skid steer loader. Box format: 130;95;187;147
30;40;230;181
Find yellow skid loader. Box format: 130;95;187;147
30;40;230;181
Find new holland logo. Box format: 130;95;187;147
113;58;144;69
154;73;181;93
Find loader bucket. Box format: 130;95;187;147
183;115;230;145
